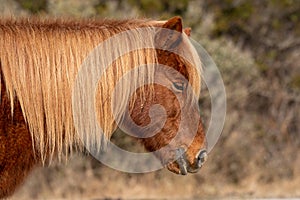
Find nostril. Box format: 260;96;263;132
197;149;208;167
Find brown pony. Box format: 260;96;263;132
0;16;207;198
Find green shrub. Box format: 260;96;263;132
15;0;47;13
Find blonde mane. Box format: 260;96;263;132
0;18;201;162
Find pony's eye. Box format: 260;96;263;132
172;82;185;91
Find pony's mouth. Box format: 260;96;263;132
167;147;208;175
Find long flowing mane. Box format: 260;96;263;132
0;18;201;162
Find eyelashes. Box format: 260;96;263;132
172;82;185;92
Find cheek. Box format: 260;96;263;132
129;98;151;127
154;86;181;118
128;86;181;149
130;86;180;126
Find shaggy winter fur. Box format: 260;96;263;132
0;18;201;163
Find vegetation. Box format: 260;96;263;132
15;0;47;13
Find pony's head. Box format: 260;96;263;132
0;17;206;174
126;17;207;175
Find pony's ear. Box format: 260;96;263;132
155;16;183;49
162;16;183;32
184;27;191;36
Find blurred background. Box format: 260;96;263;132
1;0;299;199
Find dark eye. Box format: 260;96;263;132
172;82;185;91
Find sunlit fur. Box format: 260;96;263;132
0;17;201;164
